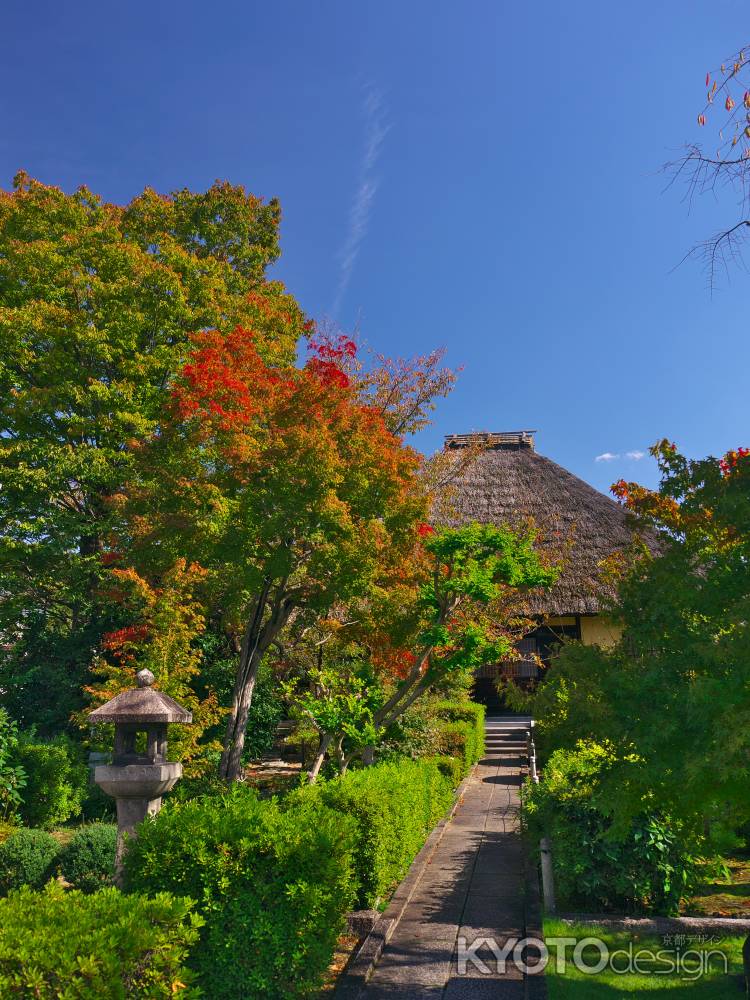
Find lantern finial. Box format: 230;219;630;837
136;668;155;688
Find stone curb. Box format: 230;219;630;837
557;913;750;935
522;843;548;999
521;765;548;1000
333;767;477;1000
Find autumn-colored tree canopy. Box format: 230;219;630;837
0;170;560;790
0;172;298;730
117;327;427;779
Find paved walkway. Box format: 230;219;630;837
358;718;533;999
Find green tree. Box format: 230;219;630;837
0;172;299;730
530;441;750;834
368;522;559;733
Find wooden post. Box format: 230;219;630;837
540;837;556;914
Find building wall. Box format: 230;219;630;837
579;615;622;648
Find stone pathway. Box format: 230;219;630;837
357;717;535;999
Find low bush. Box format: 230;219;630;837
15;735;88;829
523;740;705;915
124;786;357;1000
0;829;60;895
0;882;201;997
59;824;117;893
434;700;486;742
290;758;454;908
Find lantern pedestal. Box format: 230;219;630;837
95;761;183;883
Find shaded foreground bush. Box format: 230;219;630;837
288;757;454;908
124;786;357;1000
0;882;200;997
523;741;705;915
0;829;60;895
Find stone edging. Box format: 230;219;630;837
522;831;548;999
333;766;476;1000
558;913;750;936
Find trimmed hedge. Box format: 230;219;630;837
124;786;357;1000
0;882;201;997
125;758;458;997
59;824;117;893
0;829;60;895
288;758;454;908
431;753;464;787
435;701;485;769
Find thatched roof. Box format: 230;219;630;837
439;431;636;615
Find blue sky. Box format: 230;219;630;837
2;1;748;493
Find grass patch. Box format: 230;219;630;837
544;919;744;998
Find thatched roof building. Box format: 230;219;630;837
441;430;635;617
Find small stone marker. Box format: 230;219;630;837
89;668;192;884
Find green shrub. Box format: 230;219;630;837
16;735;88;829
435;700;485;766
430;753;464;787
0;829;60;895
0;882;201;997
380;699;485;768
380;707;443;761
523;741;704;915
289;758;454;908
435;721;477;777
124;785;357;1000
59;824;117;893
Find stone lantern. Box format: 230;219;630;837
89;668;192;882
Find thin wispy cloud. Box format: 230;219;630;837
595;449;646;463
331;85;390;317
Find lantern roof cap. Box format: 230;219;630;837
88;669;193;725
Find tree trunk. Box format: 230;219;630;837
219;662;261;781
219;580;293;782
362;746;375;766
307;733;332;783
373;648;432;728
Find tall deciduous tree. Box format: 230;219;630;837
122;330;425;781
0;172;299;729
